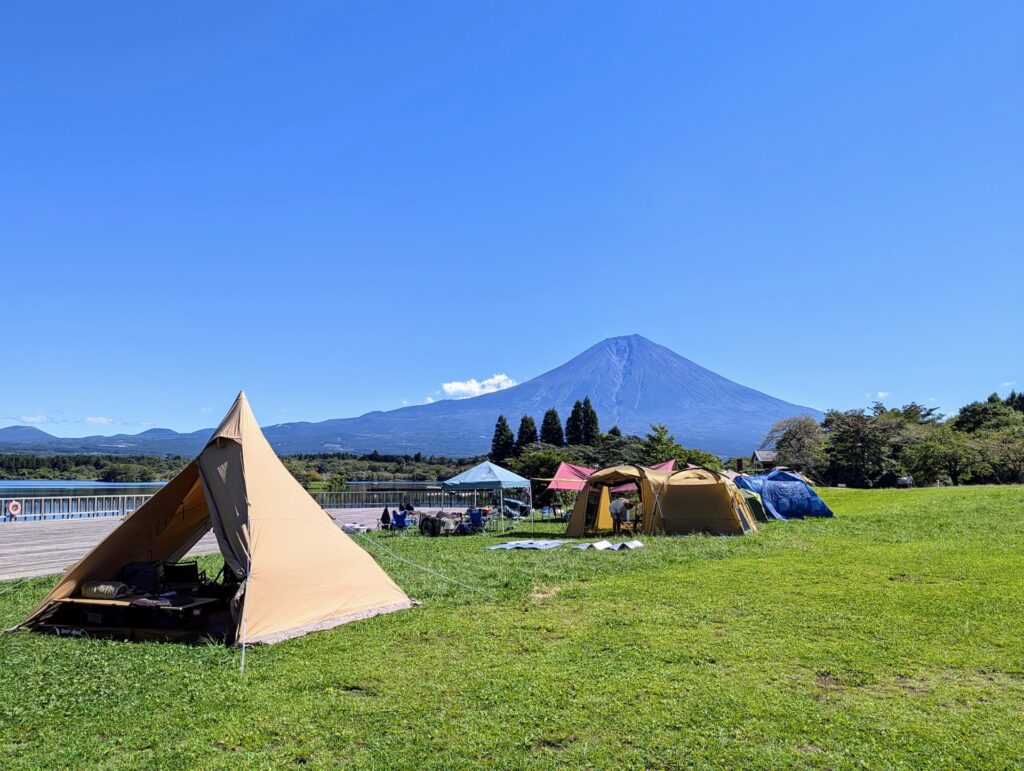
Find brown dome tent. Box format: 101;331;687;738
19;392;413;644
567;465;758;537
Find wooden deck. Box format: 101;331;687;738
0;508;396;581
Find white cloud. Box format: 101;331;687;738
1003;381;1017;387
199;406;213;414
19;415;49;424
877;391;890;399
442;373;517;399
425;396;435;404
84;416;113;425
400;399;409;406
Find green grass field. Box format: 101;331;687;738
1;486;1022;768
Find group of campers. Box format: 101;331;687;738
11;393;834;648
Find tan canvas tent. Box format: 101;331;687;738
20;392;413;644
567;465;758;537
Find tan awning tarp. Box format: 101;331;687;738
21;392;413;644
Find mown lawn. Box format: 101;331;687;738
1;486;1022;768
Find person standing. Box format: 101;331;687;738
609;497;633;536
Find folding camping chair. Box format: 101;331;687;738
466;508;487;534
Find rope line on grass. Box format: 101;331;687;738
0;577;32;599
353;531;498;602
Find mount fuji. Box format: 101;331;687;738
0;335;823;458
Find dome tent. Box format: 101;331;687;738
734;468;833;520
567;465;758;537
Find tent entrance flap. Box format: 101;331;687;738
565;484;612;537
198;438;251;580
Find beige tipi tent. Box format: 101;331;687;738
20;392;413;644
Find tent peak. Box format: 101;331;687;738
208;391;263;446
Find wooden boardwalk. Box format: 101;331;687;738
0;508;395;581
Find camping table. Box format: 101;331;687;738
57;596;218;614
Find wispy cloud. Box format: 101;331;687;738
877;391;890;399
400;399;409;406
425;396;435;404
83;416;113;425
19;414;49;424
442;373;517;399
1003;381;1017;387
199;406;213;414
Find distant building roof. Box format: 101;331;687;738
752;449;779;463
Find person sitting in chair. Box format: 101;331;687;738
610;497;634;536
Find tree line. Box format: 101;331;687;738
0;450;481;489
487;397;723;502
0;453;191;483
761;391;1024;487
490;397;602;461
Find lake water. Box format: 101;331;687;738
0;480;166;498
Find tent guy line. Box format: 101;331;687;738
352;531;498;601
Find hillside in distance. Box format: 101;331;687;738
0;335;822;458
266;334;823;457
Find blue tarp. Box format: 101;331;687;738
735;469;834;520
487;540;566;550
442;461;531;491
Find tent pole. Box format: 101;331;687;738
529;484;534;532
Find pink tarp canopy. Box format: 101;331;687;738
543;462;595;493
543;459;684;494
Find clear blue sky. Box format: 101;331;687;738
2;2;1021;436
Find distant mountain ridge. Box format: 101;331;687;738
0;335;823;458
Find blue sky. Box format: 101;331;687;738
2;2;1021;437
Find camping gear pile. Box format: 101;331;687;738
418;507;489;537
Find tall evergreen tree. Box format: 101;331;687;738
540;409;564;446
565;400;585;445
515;415;538;449
490;415;515;463
1007;390;1024;413
581;396;600;445
608;425;622;437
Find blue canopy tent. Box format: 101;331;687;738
735;468;833;521
442;461;532;531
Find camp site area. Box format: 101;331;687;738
1;483;1022;767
